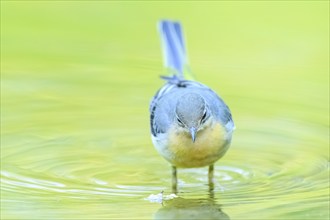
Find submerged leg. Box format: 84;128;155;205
208;164;214;198
172;166;178;194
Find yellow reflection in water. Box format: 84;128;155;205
1;1;329;220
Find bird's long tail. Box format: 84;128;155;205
158;20;191;80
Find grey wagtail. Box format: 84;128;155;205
150;20;235;193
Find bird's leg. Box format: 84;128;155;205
208;164;214;198
172;165;178;194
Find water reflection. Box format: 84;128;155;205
2;3;328;219
154;197;230;220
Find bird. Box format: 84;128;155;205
150;20;235;193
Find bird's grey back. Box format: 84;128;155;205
150;80;234;137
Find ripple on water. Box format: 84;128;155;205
1;116;328;220
0;169;156;199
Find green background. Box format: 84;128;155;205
1;1;329;219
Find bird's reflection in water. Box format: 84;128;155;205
154;197;230;220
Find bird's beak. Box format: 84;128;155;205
190;127;197;143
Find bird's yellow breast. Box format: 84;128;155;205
166;122;230;168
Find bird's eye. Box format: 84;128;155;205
177;117;184;125
201;112;207;122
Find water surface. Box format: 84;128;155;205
1;2;329;219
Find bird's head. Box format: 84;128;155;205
175;93;210;142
